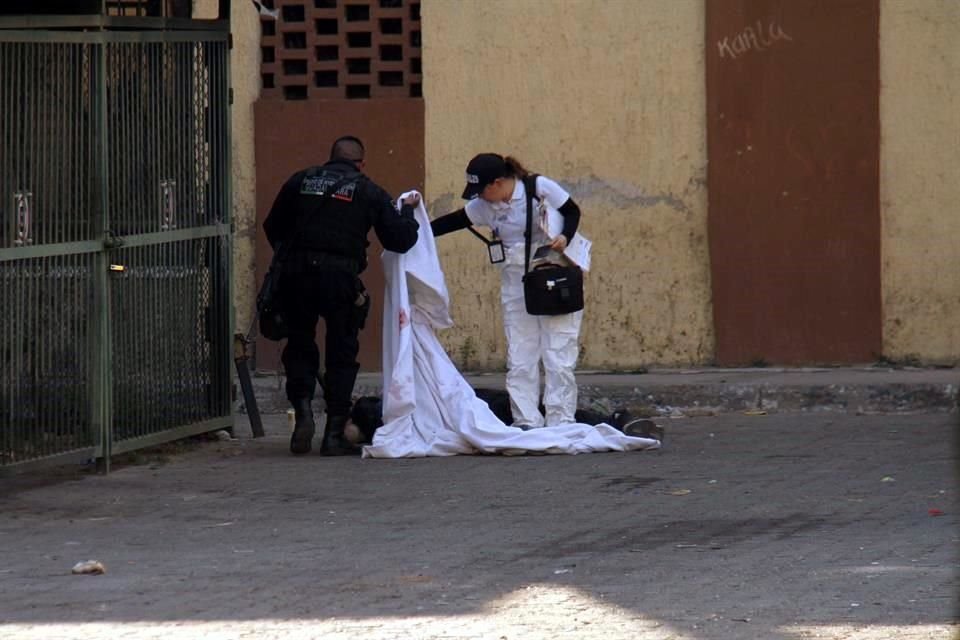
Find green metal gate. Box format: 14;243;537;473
0;17;233;471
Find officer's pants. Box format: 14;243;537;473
279;269;362;417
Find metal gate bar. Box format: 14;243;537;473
0;20;232;473
0;256;97;466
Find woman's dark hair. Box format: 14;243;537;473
503;156;529;178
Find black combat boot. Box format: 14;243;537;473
289;398;315;455
320;415;360;456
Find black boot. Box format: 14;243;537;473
320;415;360;456
289;398;315;455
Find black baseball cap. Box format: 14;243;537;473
461;153;506;200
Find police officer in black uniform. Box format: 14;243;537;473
263;135;419;456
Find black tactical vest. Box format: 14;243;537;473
290;166;370;260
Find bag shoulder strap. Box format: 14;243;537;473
522;173;541;276
525;174;541;202
466;225;493;245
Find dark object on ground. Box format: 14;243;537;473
321;415;361;456
475;388;613;427
621;418;665;442
348;396;385;444
235;333;265;438
474;388;513;424
474;389;662;440
345;388;663;445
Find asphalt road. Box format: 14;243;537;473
1;412;956;639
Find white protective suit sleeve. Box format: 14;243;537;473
362;191;660;458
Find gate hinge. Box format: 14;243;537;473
229;87;234;105
228;32;234;50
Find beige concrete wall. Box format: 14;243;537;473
195;0;260;333
422;0;711;370
212;0;960;369
880;0;960;364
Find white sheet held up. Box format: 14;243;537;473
363;192;660;458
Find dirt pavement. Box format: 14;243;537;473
0;412;957;639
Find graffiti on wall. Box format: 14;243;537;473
717;20;793;60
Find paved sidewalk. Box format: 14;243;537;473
247;367;959;416
1;411;956;639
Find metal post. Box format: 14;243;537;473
223;24;238;436
91;36;113;473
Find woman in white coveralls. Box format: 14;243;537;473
430;153;584;429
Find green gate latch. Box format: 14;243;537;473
103;230;125;250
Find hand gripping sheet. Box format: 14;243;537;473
362;192;660;458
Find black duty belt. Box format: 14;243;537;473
294;250;361;275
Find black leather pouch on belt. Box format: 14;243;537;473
352;280;371;330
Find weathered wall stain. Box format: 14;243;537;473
560;175;695;215
424;0;713;370
196;0;259;334
880;0;960;364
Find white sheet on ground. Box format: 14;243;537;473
362;192;660;458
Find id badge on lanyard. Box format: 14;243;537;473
487;239;505;264
468;226;505;264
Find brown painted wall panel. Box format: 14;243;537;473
254;98;425;372
706;0;881;364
